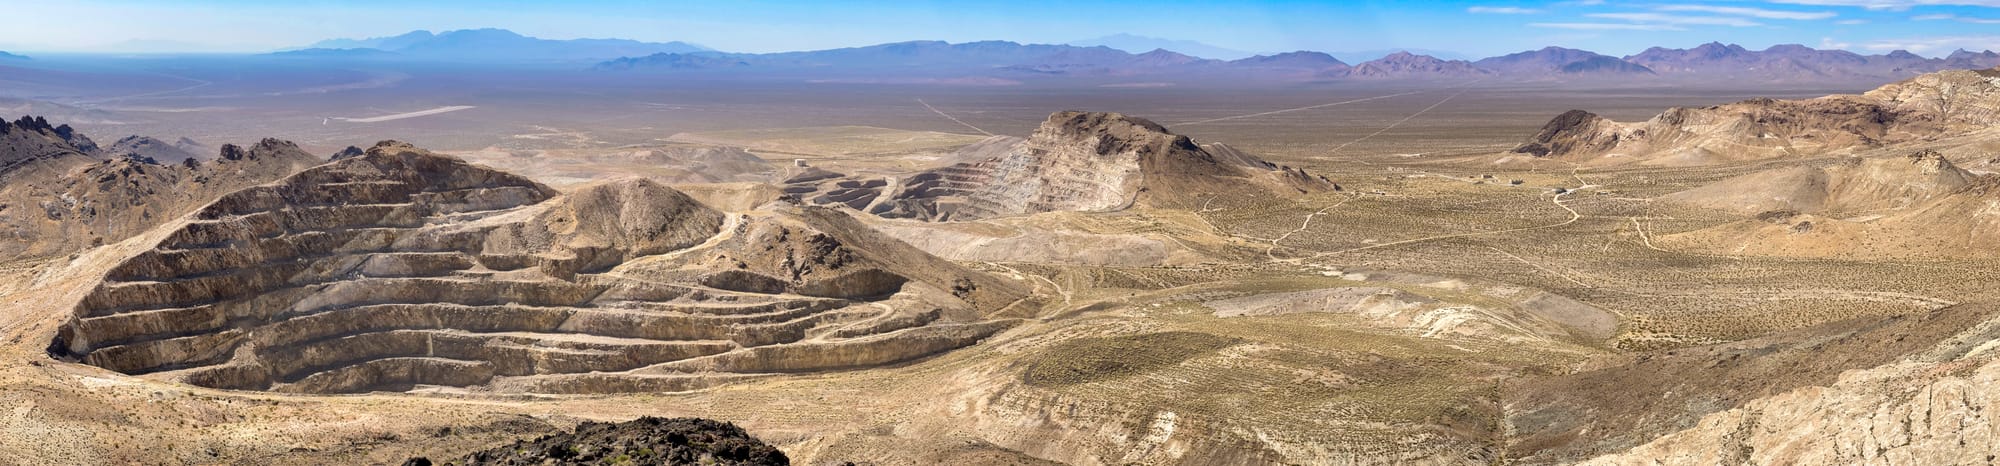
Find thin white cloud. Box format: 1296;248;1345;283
1655;5;1837;20
1585;12;1766;26
1769;0;2000;10
1529;22;1688;30
1468;6;1542;14
1836;18;1870;23
1913;13;2000;23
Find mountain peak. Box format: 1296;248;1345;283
1066;34;1253;60
1035;111;1187;154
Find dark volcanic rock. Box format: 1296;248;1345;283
0;115;98;178
413;417;788;466
330;145;365;160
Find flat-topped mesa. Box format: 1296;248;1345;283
51;140;1025;395
838;110;1334;221
1510;67;2000;166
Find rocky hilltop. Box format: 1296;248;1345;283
790;111;1334;221
103;135;211;164
1510;67;2000;166
1660;171;2000;259
409;417;787;466
0;118;321;260
1661;149;1982;215
50;141;1029;394
1507;68;2000;259
0;116;98;179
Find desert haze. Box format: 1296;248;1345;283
4;1;2000;465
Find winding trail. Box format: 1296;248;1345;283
1257;80;1567;260
1268;194;1362;262
990;262;1071;308
916;98;994;136
1174;91;1423;127
1312;186;1581;258
1630;217;1667;253
1488;246;1592;288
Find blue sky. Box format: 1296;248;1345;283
2;0;1998;57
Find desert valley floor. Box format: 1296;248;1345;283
3;57;2000;465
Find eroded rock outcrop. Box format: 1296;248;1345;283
0;118;323;260
1511;67;2000;166
50;141;1028;394
1507;304;2000;462
803;111;1334;221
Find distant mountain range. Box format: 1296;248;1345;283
595;41;2000;84
286;28;710;62
1067;34;1254;60
256;29;2000;84
0;51;27;60
1328;48;1473;63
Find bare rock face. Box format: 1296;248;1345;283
50;141;1027;395
821;111;1333;221
1508;304;2000;462
1510;110;1621;158
0;115;96;180
1512;67;2000;166
1575;303;2000;465
0;118;323;260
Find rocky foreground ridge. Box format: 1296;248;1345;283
406;417;788;466
49;141;1029;394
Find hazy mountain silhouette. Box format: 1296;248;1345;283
301;28;709;62
1067;34;1254;60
